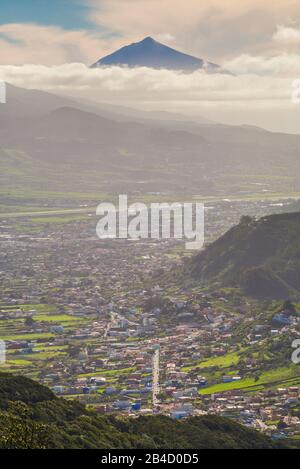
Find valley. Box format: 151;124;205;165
1;196;300;444
1;84;300;200
1;0;300;452
1;83;300;448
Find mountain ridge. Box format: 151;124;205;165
1;84;300;198
187;212;300;299
0;372;285;449
92;36;220;71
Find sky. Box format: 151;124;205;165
0;0;93;30
1;0;300;64
1;0;300;132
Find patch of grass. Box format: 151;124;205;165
30;215;90;224
35;314;81;323
182;352;240;372
6;359;33;366
0;333;54;341
199;366;300;395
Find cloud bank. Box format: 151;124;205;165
0;0;299;134
0;60;295;104
2;57;300;134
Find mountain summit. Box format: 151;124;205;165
91;36;220;71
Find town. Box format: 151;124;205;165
0;197;300;443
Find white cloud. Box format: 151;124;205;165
0;23;124;66
1;1;299;67
156;34;176;44
0;62;294;103
273;25;300;44
86;0;300;59
0;2;300;67
1;61;300;133
224;53;300;77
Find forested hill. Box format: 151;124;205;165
189;212;300;299
0;373;283;449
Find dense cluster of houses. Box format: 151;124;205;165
0;201;300;441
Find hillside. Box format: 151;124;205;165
1;84;300;198
0;373;282;449
189;212;300;299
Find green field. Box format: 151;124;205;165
34;314;81;323
0;332;54;341
182;351;241;372
199;366;300;395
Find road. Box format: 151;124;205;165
0;207;95;219
103;312;118;338
152;348;160;408
1;192;300;220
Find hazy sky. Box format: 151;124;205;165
1;0;300;132
1;0;300;64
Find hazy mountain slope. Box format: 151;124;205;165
0;106;213;194
1;85;300;197
92;36;219;71
0;373;283;449
0;83;80;118
189;212;300;299
3;83;215;127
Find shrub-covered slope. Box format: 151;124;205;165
0;373;284;449
189;212;300;299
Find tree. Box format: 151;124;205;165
24;317;35;328
240;216;253;226
0;403;50;449
283;300;296;315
